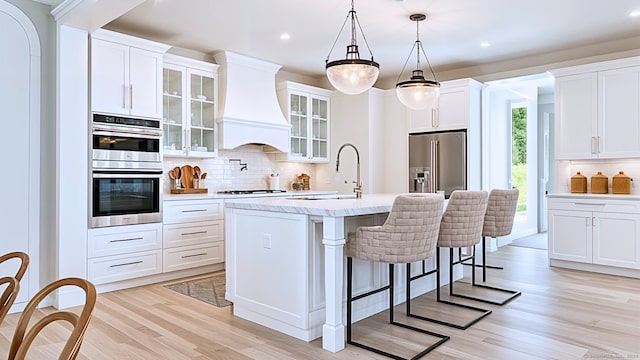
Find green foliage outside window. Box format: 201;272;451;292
512;107;527;212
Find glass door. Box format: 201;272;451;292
290;93;308;159
188;69;216;156
311;97;328;160
163;66;184;154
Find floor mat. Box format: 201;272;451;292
164;273;231;307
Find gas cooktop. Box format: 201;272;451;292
217;189;287;195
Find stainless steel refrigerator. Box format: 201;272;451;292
409;130;467;199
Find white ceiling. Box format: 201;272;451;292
104;0;640;85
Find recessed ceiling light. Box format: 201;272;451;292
630;10;640;17
280;33;291;40
480;42;491;47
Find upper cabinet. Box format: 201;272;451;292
276;82;332;162
162;54;219;158
552;57;640;160
90;29;169;119
407;78;482;133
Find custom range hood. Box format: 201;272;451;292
213;51;290;152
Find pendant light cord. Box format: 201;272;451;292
325;0;375;63
395;14;439;84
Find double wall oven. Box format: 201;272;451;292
90;114;163;228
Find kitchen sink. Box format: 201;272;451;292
287;195;357;200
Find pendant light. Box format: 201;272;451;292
325;0;379;95
396;13;440;110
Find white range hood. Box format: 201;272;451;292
213;51;290;152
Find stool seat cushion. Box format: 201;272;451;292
346;194;443;263
437;190;488;248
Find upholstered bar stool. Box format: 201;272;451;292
346;194;449;359
469;188;522;305
406;190;492;330
446;189;521;306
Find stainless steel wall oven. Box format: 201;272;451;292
90;114;163;228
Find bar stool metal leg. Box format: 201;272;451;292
405;249;492;330
347;258;450;359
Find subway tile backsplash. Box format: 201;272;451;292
162;145;316;193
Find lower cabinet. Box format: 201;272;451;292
87;222;163;285
163;198;225;271
548;197;640;270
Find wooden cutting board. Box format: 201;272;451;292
180;165;194;188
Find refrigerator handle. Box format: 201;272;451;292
430;140;438;193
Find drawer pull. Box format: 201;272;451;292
182;209;207;213
181;230;208;236
109;260;143;268
574;203;606;206
109;237;144;243
181;252;207;259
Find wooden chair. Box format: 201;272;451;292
0;251;29;324
8;277;97;360
346;193;449;359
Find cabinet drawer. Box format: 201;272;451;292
163;220;223;248
548;198;640;213
88;223;162;258
163;199;224;224
163;242;224;272
88;250;162;285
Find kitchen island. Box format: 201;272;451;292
224;194;457;353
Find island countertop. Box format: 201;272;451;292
224;193;400;217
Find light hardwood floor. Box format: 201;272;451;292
1;246;639;359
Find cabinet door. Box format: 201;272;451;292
187;68;217;157
91;39;129;116
407;106;437;133
163;64;186;155
129;47;163;119
598;67;640;159
554;73;598;159
437;86;469;131
289;92;309;160
593;212;640;268
548;209;593;263
310;96;329;161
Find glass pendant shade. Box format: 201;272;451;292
325;1;379;95
396;70;439;110
395;14;440;110
326;58;379;95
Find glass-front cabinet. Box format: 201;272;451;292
162;54;219;158
276;81;331;162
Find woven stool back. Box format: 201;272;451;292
346;194;443;263
482;188;519;237
437;190;488;248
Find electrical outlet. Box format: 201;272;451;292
263;234;272;249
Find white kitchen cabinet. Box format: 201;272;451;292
91;29;169;119
548;196;640;270
87;222;163;285
552;58;640;160
163;54;219;158
162;198;225;272
407;78;482;134
276;81;331;162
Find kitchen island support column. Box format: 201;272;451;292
321;215;345;352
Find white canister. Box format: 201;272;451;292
268;176;280;190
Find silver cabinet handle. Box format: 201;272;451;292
123;84;127;109
109;237;143;243
597;136;601;154
182;209;207;213
574;203;605;206
181;253;207;259
110;260;143;268
431;108;436;128
181;231;208;236
130;84;133;109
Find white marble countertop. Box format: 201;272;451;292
547;193;640;200
163;190;337;201
224;193;400;217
